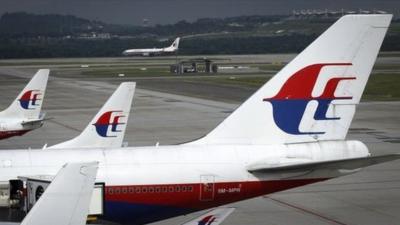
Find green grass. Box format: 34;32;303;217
81;67;172;77
188;73;400;101
378;52;400;57
372;64;400;70
258;64;285;71
363;73;400;101
188;75;270;87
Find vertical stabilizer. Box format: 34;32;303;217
0;69;49;120
188;15;392;145
171;37;180;50
49;82;135;149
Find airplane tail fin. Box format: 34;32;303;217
188;15;392;145
170;37;180;50
0;69;49;120
49;82;135;149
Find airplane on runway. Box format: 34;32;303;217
1;162;98;225
0;69;49;140
122;37;180;56
47;82;135;149
0;15;398;225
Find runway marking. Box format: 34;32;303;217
266;197;349;225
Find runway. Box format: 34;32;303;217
0;55;399;225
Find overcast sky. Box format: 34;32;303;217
0;0;398;25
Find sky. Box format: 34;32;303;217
0;0;399;25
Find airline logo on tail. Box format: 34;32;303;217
263;63;355;135
198;215;216;225
93;111;126;137
19;90;42;109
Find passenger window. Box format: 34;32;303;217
149;187;154;193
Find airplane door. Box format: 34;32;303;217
199;175;215;201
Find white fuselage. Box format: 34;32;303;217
0;140;369;184
122;47;176;56
0;140;369;224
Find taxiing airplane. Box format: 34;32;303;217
0;69;49;140
48;82;135;149
122;37;180;56
1;162;98;225
0;15;397;225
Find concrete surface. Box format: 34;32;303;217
0;55;399;225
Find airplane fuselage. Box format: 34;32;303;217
123;48;176;57
0;140;368;224
123;38;180;57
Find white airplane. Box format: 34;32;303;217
0;69;49;140
182;208;235;225
122;37;180;56
0;15;398;225
48;82;135;149
1;162;98;225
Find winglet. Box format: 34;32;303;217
49;82;135;149
20;162;99;225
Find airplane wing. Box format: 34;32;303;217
181;207;235;225
247;154;400;178
18;162;99;225
21;112;51;126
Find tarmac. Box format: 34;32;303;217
0;54;399;225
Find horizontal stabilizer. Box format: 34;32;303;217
248;154;400;178
21;112;50;126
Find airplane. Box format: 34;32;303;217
1;161;98;225
0;15;397;225
47;82;135;149
122;37;180;57
0;69;49;140
182;208;235;225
